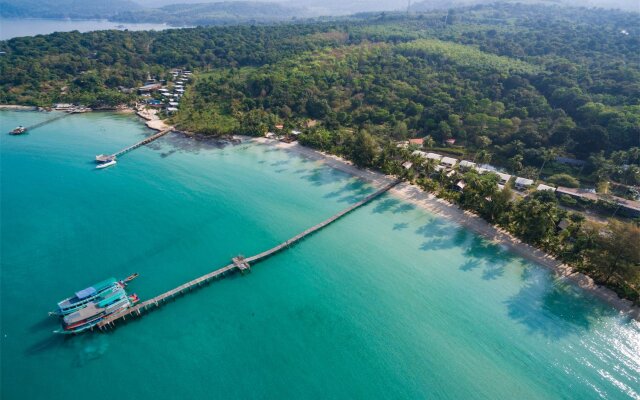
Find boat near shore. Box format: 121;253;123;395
10;126;26;135
96;159;117;169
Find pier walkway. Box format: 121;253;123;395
96;127;173;162
96;179;400;330
10;111;75;134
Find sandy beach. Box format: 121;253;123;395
252;137;640;321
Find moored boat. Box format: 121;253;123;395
96;159;117;169
10;126;26;135
56;288;132;333
54;277;123;316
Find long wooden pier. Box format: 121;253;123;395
96;127;173;162
96;179;400;330
10;111;74;134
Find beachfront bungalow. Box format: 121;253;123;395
536;184;556;192
426;153;442;162
515;177;534;190
412;150;427;158
440;157;457;168
459;160;476;170
556;187;598;202
138;83;162;93
265;132;276;139
455;180;466;191
496;172;512;186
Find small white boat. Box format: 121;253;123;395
96;160;117;169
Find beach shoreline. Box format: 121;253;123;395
0;104;39;111
250;137;640;322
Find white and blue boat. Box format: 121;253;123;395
54;278;123;316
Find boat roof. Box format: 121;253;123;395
75;277;117;299
64;289;127;324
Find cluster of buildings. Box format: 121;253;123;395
410;150;541;192
408;149;640;217
138;69;192;114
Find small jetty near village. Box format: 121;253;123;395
1;3;639;400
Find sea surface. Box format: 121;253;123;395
0;18;177;40
1;110;639;400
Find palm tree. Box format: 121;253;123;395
537;149;557;180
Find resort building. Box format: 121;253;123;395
555;187;640;217
459;160;476;170
440;157;458;168
138;83;162;93
515;177;534;190
537;184;556;192
409;138;424;146
412;150;427;158
496;172;512;186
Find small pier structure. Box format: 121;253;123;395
96;179;400;331
8;110;77;135
95;127;173;162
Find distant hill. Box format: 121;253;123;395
0;0;142;19
410;0;640;12
112;1;315;25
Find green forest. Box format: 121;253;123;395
1;3;639;302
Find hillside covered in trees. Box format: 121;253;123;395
1;4;638;174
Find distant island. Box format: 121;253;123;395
1;3;639;307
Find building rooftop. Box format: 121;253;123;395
537;184;556;192
440;157;457;166
459;160;476;169
515;177;534;187
496;172;512;183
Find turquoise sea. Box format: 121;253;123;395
1;110;639;399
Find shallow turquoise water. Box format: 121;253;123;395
1;111;639;399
